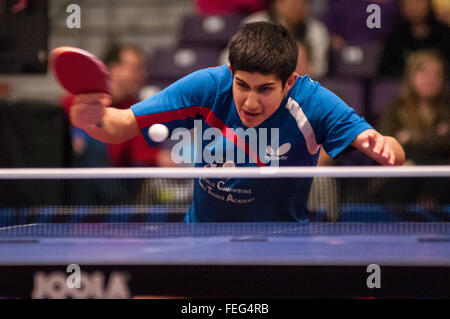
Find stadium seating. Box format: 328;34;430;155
321;77;366;116
178;14;243;49
148;46;221;82
369;79;402;123
329;41;384;79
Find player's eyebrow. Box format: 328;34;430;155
258;83;275;88
235;77;249;86
235;76;275;88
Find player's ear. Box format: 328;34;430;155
284;72;298;91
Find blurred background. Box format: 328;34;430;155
0;0;448;169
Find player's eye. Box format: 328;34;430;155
259;87;273;93
237;82;250;90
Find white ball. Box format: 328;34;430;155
148;124;169;142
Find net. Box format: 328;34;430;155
0;167;449;237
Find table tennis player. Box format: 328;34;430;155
69;22;405;222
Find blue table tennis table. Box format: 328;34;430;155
0;222;449;298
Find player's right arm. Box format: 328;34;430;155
69;93;140;144
71;68;220;146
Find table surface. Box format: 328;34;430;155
0;222;449;266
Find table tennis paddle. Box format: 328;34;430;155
50;46;111;95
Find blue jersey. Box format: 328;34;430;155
131;65;372;222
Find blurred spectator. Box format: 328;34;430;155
376;49;449;219
295;41;312;76
241;0;330;78
195;0;268;15
63;43;175;168
322;0;399;50
378;0;450;78
432;0;450;26
309;0;330;18
378;49;449;165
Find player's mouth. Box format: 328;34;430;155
241;109;261;122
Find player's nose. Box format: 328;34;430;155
244;91;260;110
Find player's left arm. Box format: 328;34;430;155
351;129;405;166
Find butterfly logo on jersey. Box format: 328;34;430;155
265;143;291;161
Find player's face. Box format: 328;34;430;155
232;71;296;127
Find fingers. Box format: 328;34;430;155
70;93;110;129
365;132;395;166
388;151;396;166
74;93;111;106
372;134;398;166
382;146;392;165
356;130;402;166
363;132;384;155
381;142;396;166
369;133;384;155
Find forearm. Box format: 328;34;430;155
83;108;139;144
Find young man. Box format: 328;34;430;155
70;22;405;222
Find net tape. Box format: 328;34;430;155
0;222;449;238
1;166;450;179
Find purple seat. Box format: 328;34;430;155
330;41;384;79
369;79;402;122
321;77;365;116
148;46;221;82
178;14;243;49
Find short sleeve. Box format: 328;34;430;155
303;83;373;159
131;68;218;146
